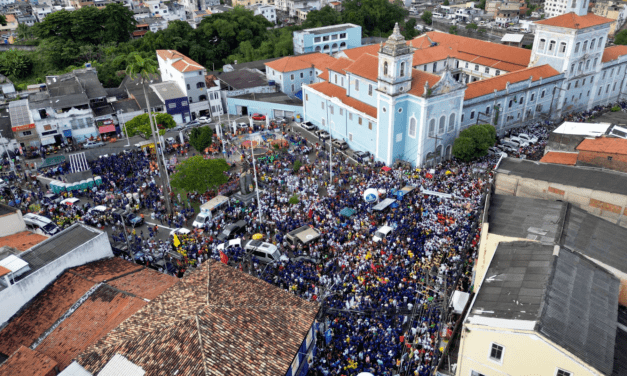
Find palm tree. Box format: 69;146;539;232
16;24;30;41
125;52;172;215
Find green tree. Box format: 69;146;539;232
449;25;458;35
402;19;420;39
478;0;486;9
302;6;342;28
189;126;214;152
0;15;6;26
170;156;229;193
421;11;432;25
125;113;175;137
615;29;627;45
102;4;136;43
478;28;487;34
466;22;478;30
16;24;33;41
452;123;496;161
0;50;33;79
452;137;476;162
526;9;532;16
343;0;408;36
443;0;449;4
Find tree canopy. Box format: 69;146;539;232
452;124;496;161
125;113;175;137
421;11;433;25
616;29;627;45
170;156;229;193
189;126;214;152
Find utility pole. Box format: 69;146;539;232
329;136;333;184
0;131;15;173
120;216;134;262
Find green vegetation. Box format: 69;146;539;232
189;127;214;153
452;124;496;161
421;11;433;25
288;194;300;205
125;113;175;137
293;159;303;172
466;23;478;31
611;105;621;112
170;156;229;193
0;50;33;79
477;0;486;10
615;29;627;45
449;25;458;35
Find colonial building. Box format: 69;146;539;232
302;8;627;167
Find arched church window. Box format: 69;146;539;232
438;116;446;134
384;62;388;76
539;39;546;50
428;119;435;137
409;117;416;138
448;114;455;132
400;62;405;77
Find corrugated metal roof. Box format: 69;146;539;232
537;248;619;376
8;99;31;127
98;355;145;376
58;361;93;376
0;254;29;273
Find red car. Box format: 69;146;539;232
251;113;266;121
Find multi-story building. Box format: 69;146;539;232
301;9;627;167
233;0;272;7
205;74;224;116
495;2;520;25
250;3;276;23
151;81;192;124
8;99;39;154
544;0;585;18
0;14;18;36
592;0;627;35
16;15;36;26
293;23;362;55
156;50;210;119
265;53;337;96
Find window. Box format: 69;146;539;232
590;77;594;84
321;102;324;109
598;37;604;48
571;63;575;73
474;64;479;71
428;119;435;137
465;62;469;69
438;116;446;134
559;42;567;53
340;33;346;38
484;67;489;74
368;122;372;130
603;71;607;79
189;97;193;103
349;113;353;120
461;114;464;122
384;62;388;76
599;87;603;95
606;84;610;93
530;93;535;101
594;58;598;67
400;62;405;77
549;40;555;51
341;77;344;86
196;82;205;88
291;84;294;92
509;100;513;108
290;74;294;80
608;156;613;161
614;82;617;91
368;84;373;96
300;72;304;78
334;75;337;84
329;105;334;115
583;40;588;52
575;42;580;53
470;111;475;119
611;68;615;77
495;70;501;76
409;117;416;138
306;94;309;101
448;114;455;132
586;60;591;69
358;117;362;125
340;108;343;115
575;80;579;88
315;36;321;43
433;63;437;73
556;369;572;376
310;71;313;76
22;131;32;136
519;97;524;104
567;83;571;90
587;90;590;97
187;84;190;90
199;94;207;101
424;64;427;71
590;38;596;49
355;79;359;91
539;39;546;49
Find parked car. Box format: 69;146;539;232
197;116;210;124
500;141;519;153
332;139;349;150
217;238;242;251
243;239;286;263
517;133;538;144
487;146;507;157
186;120;201;128
60;198;81;206
88;205;109;215
84;140;105;148
169;228;191;237
301;121;316;131
238;122;249;129
216;220;247;242
251;113;266;121
373;225;393;242
353;151;372;162
173;124;187;131
315;130;331;140
274;116;288;124
508;136;529;148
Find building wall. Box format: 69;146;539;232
347;73;378;108
293;25;362;55
165;97;191;124
577;150;627;173
0;227;113;325
227;97;303;119
494;172;627;227
456;324;605;376
0;211;26;237
267;67;316;95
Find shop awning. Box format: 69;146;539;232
339;207;355;217
373;198;396;211
40;136;56;145
99;125;116;134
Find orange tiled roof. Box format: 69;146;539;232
265;56;314;73
0;265;10;277
535;12;614;29
407;69;442;97
35;285;149;370
464;64;560;100
297;52;338;70
340;44;381;61
0;346;57;376
132;30;148;37
108;268;178;300
344;53;378;82
318;69;329;80
576;137;627;155
327;58;354;73
330;1;340;4
0;273;95;357
156;50;204;72
0;231;48;252
602;45;627;63
307;81;378;118
539;151;579;165
71;257;143;282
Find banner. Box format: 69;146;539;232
220;251;228;264
173;234;181;247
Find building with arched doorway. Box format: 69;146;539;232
293;24;362;55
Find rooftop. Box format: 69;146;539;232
265;52;337;73
296;23;360;35
343;53;378;82
232;91;302;105
120;74;164;110
497;157;627;196
0;231;48;252
552;121;612;136
0;346;57;376
602;45;627;63
150;82;186;101
576;137;627;155
465;64;560;100
73;69;108;100
156;50;204;73
307;81;377;118
223;57;281;73
76;260;319;376
0;203;17;217
8;99;31;128
535;12;614;29
539;151;579;165
213;69;268;90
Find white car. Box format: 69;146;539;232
88;205;108;215
60;198;80;206
84;140;105;148
238;122;249;129
169;228;191;237
217;238;242;251
197;116;210;124
509;136;529;148
517;133;538;144
301;121;316;131
373;225;393;242
487;146;507;157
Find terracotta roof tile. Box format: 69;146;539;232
576;137;627;155
0;231;48;252
0;273;95;357
156;50;204;73
344;53;378;82
70;257;143;282
297;52;338;70
0;265;10;277
407;69;442;97
318;69;329;80
464;64;560;100
132;30;148;37
0;346;57;376
602;45;627;63
107;268;178;300
35;285;148;370
535;12;614;29
265;56;313;73
307;81;378;118
77;261;319;376
327;58;354;73
539;151;579;165
340;44;381;61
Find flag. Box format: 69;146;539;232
239;262;243;271
173;234;181;247
220;251;228;264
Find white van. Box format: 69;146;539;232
23;213;60;236
244;240;283;263
284;225;321;249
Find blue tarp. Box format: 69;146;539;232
294;90;303;101
339;207;355;217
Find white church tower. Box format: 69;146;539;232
377;23;414;96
